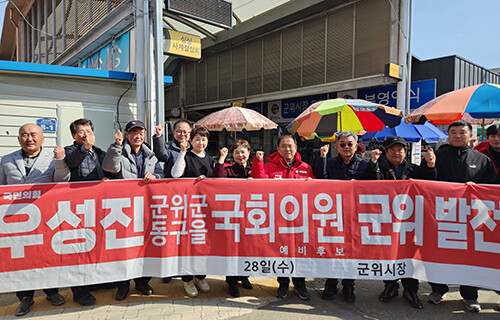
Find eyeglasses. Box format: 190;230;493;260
175;130;191;135
339;143;354;148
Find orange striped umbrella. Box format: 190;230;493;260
406;83;500;124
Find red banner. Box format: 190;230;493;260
0;178;499;293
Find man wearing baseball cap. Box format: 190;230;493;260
102;120;163;300
367;136;435;309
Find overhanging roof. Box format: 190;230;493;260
163;0;292;39
0;60;173;84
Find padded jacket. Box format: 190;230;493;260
422;145;495;183
251;151;314;179
0;148;70;185
64;142;112;181
102;140;163;179
315;154;368;180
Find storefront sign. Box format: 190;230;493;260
267;94;328;123
81;32;130;72
164;30;201;59
385;63;402;80
357;79;436;110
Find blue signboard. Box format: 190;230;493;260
81;32;130;72
37;118;56;132
100;44;111;70
358;79;436;110
112;32;130;72
281;94;328;119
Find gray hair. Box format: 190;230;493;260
336;131;358;143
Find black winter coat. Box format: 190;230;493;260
64;142;112;181
315;154;368;180
366;159;435;181
422;146;495;184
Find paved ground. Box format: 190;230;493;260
0;277;498;319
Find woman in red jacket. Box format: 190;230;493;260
212;140;254;297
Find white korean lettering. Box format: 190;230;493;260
0;235;43;258
470;199;500;253
245;194;275;242
51;229;96;254
392;195;424;246
312;193;344;243
0;203;41;233
212;194;243;242
278;194;309;243
358;195;392;245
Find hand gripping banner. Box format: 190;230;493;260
0;178;499;293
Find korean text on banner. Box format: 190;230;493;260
0;179;499;293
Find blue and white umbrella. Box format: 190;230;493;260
361;120;447;143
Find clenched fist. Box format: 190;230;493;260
155;124;163;138
255;151;265;161
53;146;65;159
218;147;229;164
83;131;95;151
320;144;330;158
371;149;382;163
180;140;189;152
425;148;436;168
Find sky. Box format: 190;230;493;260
411;0;499;69
0;0;498;70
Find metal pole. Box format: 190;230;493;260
52;0;56;61
44;0;48;64
396;0;408;115
135;0;146;122
144;0;153;136
405;0;413;116
38;1;41;63
74;0;78;44
62;0;66;51
154;0;165;127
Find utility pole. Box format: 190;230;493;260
396;0;408;115
154;0;165;128
135;0;146;122
406;0;413;116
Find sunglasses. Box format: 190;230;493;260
339;143;354;148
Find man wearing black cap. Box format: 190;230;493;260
102;120;163;300
367;136;436;309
